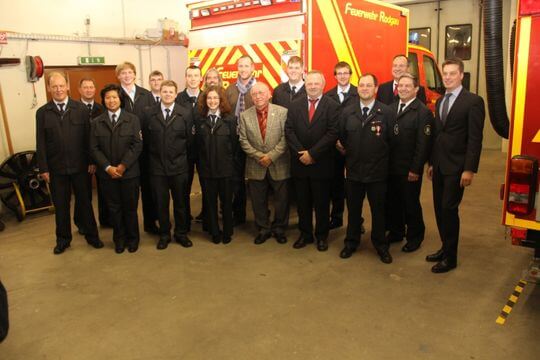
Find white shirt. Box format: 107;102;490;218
360;99;375;115
439;85;463;118
53;97;69;112
161;103;175;119
121;85;136;102
397;97;416;114
338;84;351;103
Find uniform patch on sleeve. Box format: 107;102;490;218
424;124;432;136
393;124;399;135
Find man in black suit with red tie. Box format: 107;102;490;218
426;57;485;273
272;56;306;110
324;61;358;230
377;54;427;106
285;70;339;251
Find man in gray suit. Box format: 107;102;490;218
239;82;290;245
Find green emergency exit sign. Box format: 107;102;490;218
78;56;105;65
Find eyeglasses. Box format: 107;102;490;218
335;72;351;76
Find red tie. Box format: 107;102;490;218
309;98;319;122
393;83;398;96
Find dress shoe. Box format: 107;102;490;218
87;238;104;249
275;233;288;244
377;250;393;264
115;245;125;254
293;236;314;249
222;236;232;244
402;242;421;253
329;218;343;230
175;235;193;248
339;247;356;259
212;235;222;244
317;239;328;252
53;243;70;255
157;237;170;250
144;224;159;235
431;258;457;273
426;249;445;262
254;232;272;245
127;244;139;253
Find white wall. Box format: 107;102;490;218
0;0;191;160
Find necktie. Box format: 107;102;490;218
58;102;65;114
190;96;197;108
308;98;319;122
362;107;369;118
393;83;398;96
87;103;93;112
165;108;171;123
290;86;296;101
210;114;217;127
441;93;452;124
156;96;160;104
257;109;267;141
398;103;406;115
111;113;117;126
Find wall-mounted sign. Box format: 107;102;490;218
78;56;105;65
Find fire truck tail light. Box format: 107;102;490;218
506;156;538;216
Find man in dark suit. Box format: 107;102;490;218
148;70;164;105
36;72;103;254
145;80;194;250
77;77;110;229
377;54;427;106
338;73;394;264
285;70;339;251
116;61;158;235
426;57;485;273
324;61;358;230
387;73;433;253
176;65;203;226
272;56;306;109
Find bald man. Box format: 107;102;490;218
239;83;290;244
36;72;103;254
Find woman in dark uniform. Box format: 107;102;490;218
196;86;238;244
89;84;142;253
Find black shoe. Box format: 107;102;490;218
212;235;222;244
293;236;314;249
339;247;356;259
157;237;170;250
254;232;271;245
377;250;393;264
317;239;328;252
175;235;193;248
329;218;343;230
275;233;288;244
115;245;125;254
53;243;70;255
426;249;445;262
127;244;139;253
77;228;87;236
222;236;232;244
144;224;159;235
402;242;421;253
233;218;246;227
431;258;457;273
87;239;104;249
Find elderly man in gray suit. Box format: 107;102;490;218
239;82;290;245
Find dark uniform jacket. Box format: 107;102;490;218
272;82;306;109
175;89;201;162
36;99;91;174
89;110;142;180
87;101;105;119
389;98;434;175
285;95;339;179
144;104;193;176
324;84;359;109
377;80;427;106
430;88;485;175
339;100;393;183
196;113;239;179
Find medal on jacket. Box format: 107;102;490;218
375;125;381;136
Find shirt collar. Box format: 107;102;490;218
256;104;269;115
338;84;351;94
122;85;136;97
208;109;221;118
289;80;304;90
360;99;375;112
399;97;416;109
53;97;69;107
108;109;121;119
161;103;175;113
186;88;200;98
446;85;463;98
308;94;322;102
81;100;94;107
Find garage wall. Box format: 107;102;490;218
0;0;191;161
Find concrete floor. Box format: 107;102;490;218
0;149;539;359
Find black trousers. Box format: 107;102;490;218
204;177;233;237
345;180;388;252
74;173;110;228
387;174;425;245
248;173;289;236
0;280;8;342
49;172;98;245
95;176;111;226
100;176;140;248
330;151;345;220
294;177;331;241
139;155;158;228
432;168;465;261
152;173;189;239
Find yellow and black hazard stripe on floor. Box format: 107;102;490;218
496;280;527;325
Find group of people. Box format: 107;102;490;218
36;53;484;273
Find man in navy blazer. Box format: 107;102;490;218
377;54;427;106
426;57;485;273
